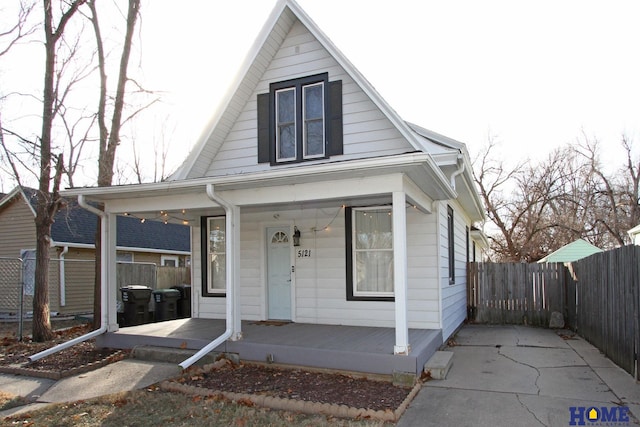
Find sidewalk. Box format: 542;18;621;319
0;359;180;418
399;324;640;427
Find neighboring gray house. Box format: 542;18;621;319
0;186;190;314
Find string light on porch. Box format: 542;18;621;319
122;210;193;225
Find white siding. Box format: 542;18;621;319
202;20;413;177
438;200;471;340
195;205;440;329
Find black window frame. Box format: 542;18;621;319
271;73;329;165
258;73;343;165
345;206;395;302
447;206;455;285
200;216;227;298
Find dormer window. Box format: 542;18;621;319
258;73;343;165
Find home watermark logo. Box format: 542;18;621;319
569;406;630;426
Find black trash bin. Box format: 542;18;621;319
171;284;192;318
120;285;152;326
152;288;180;321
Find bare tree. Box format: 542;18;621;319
0;1;37;57
576;136;640;247
88;0;142;328
474;134;640;262
30;0;87;341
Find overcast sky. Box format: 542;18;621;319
140;0;640;170
1;0;638;189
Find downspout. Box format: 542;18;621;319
179;184;236;370
29;195;108;361
59;246;69;307
449;153;465;191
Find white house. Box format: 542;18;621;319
628;224;640;245
61;0;484;375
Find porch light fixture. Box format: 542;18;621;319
293;226;301;246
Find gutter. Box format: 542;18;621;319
178;184;237;370
59;246;69;307
449;153;465;191
29;195;108;361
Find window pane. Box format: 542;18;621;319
208;218;226;291
305;120;323;156
353;208;394;296
277;89;295;122
277;88;296;160
304;84;323;119
355;251;393;293
278;124;296;159
211;254;226;290
355;210;392;249
303;83;324;158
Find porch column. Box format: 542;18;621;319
393;191;410;355
230;204;242;340
105;213;119;332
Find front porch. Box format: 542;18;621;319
96;319;442;376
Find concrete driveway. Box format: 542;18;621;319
399;325;640;427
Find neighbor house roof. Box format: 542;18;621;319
0;187;190;253
538;239;602;263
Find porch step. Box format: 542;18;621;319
423;351;454;380
132;345;238;366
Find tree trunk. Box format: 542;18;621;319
33;212;54;341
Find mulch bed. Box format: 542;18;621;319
0;323;129;379
164;359;421;422
0;321;422;421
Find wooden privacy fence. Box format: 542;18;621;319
116;263;191;291
468;245;640;380
467;262;567;326
569;245;640;380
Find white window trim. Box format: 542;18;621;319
161;255;179;267
275;87;297;162
302;81;325;159
352;206;394;298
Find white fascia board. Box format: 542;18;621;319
50;241;189;255
0;186;37;217
470;229;490;249
114;247;191;256
65;153;454;202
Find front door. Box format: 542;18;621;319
267;227;292;320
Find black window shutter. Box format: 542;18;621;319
257;93;271;163
327;80;343;156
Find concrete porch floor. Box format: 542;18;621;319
96;318;442;376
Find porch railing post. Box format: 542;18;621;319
393;191;410;355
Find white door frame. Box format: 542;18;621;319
262;222;295;321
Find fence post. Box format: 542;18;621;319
18;258;24;341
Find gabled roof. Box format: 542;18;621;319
171;0;448;184
0;187;190;253
538;239;602;263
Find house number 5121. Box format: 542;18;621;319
297;249;312;258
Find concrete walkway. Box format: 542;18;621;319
399;325;640;427
0;359;180;418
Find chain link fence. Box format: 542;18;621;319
0;257;191;339
0;257;29;340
